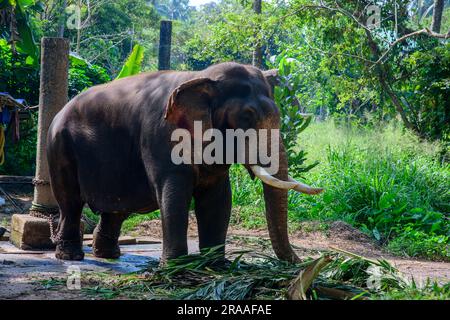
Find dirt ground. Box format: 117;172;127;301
0;184;449;299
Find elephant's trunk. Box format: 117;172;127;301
261;143;300;263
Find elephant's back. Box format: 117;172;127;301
47;73;177;213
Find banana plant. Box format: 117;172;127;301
0;0;40;65
115;44;145;80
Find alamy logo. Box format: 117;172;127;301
66;1;91;31
66;265;81;290
171;121;280;175
366;5;381;29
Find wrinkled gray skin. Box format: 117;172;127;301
47;62;299;263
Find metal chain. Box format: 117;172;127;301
29;202;60;243
32;178;50;186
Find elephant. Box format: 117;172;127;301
47;62;323;263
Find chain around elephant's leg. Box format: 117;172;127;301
54;199;85;261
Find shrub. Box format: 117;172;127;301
387;227;449;261
290;121;449;259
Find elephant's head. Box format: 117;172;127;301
165;62;323;263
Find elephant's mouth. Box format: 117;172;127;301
248;165;323;195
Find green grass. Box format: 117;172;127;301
121;211;160;234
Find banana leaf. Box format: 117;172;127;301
115;44;145;80
1;0;39;66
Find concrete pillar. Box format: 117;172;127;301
158;20;172;70
32;37;69;209
11;38;69;250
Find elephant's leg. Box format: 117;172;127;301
193;175;232;255
92;212;130;259
54;199;85;260
49;126;86;260
53;175;85;261
158;173;193;263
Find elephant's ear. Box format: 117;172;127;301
164;78;217;134
262;69;279;97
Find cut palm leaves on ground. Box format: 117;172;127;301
287;255;333;300
83;246;448;300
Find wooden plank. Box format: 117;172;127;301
0;251;46;255
118;236;137;245
0;176;33;184
136;237;161;244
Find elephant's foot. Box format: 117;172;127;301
92;230;120;259
55;240;84;261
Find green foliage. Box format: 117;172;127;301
154;0;192;21
82;207;100;224
68;55;110;98
0;0;40;65
375;281;450;300
62;0;160;76
273;55;319;174
0;38;39;104
292;121;450;260
182;0;283;69
387;228;449;261
395;43;450;142
318;145;449;237
115;44;145;80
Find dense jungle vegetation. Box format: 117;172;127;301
0;0;449;265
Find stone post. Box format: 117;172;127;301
158;20;172;71
11;38;69;250
33;37;69;208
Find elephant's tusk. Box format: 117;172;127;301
249;165;324;195
250;165;298;189
288;177;324;195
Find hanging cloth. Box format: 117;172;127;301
0;126;5;165
11;108;20;143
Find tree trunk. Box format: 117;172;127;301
57;0;67;37
364;30;418;134
158;20;172;70
252;0;263;69
431;0;444;33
